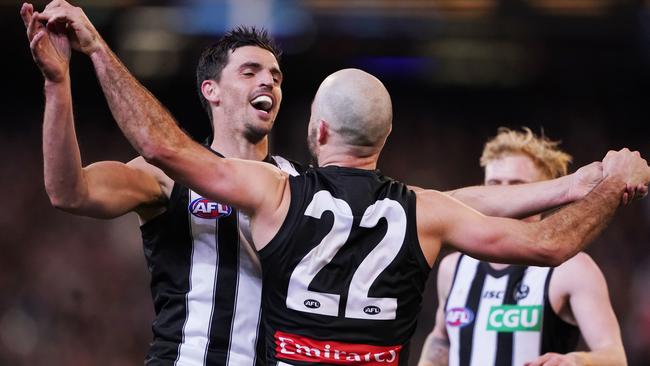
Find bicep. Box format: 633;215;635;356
420;191;546;265
78;159;166;218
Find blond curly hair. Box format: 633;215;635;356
480;127;572;179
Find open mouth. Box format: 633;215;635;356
250;95;273;113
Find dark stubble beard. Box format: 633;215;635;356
243;121;272;144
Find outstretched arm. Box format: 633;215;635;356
446;162;600;218
448;161;646;219
22;3;166;219
417;149;650;267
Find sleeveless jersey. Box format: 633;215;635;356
140;154;301;366
258;166;431;366
445;254;579;366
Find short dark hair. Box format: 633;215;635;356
196;26;282;123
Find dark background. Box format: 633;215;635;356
1;0;649;365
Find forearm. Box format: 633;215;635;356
447;174;573;218
533;176;623;265
417;334;449;366
42;76;87;209
89;43;188;165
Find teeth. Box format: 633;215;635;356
251;95;273;111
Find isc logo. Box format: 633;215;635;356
189;197;232;219
446;307;474;328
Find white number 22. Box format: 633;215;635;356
286;190;407;320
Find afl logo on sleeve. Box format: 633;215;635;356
189;197;232;219
446;307;474;328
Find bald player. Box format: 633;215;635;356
70;60;648;365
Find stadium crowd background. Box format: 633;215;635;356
1;0;649;365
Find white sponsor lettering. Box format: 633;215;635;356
277;334;399;363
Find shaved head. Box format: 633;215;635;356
309;69;393;153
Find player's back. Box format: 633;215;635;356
258;165;431;366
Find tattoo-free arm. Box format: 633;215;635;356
447;162;603;218
417;176;624;267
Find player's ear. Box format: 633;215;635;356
201;79;221;106
317;120;329;145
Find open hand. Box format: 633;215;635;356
21;2;70;83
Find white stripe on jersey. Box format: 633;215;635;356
446;256;479;366
272;155;299;176
512;267;549;366
176;190;220;366
226;213;264;366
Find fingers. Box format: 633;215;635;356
20;3;33;28
30;27;47;51
26;10;45;42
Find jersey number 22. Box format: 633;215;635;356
286;190;407;320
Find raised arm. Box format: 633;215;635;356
446;162;602;218
31;1;286;220
417;149;649;267
22;3;167;219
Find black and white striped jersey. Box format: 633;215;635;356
140;154;301;366
258;166;431;366
445;254;579;366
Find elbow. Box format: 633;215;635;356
46;190;84;212
140;142;178;168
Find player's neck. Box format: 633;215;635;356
488;263;510;271
317;148;380;170
210;134;269;161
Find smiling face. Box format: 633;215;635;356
211;45;283;143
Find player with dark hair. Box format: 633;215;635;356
418;128;627;366
21;3;299;365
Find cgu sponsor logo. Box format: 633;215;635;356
487;305;542;332
189;197;232;219
275;331;402;365
446;307;474;327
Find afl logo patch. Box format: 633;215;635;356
304;299;320;309
189;197;232;219
446;307;475;327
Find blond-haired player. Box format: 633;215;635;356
419;128;627;366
